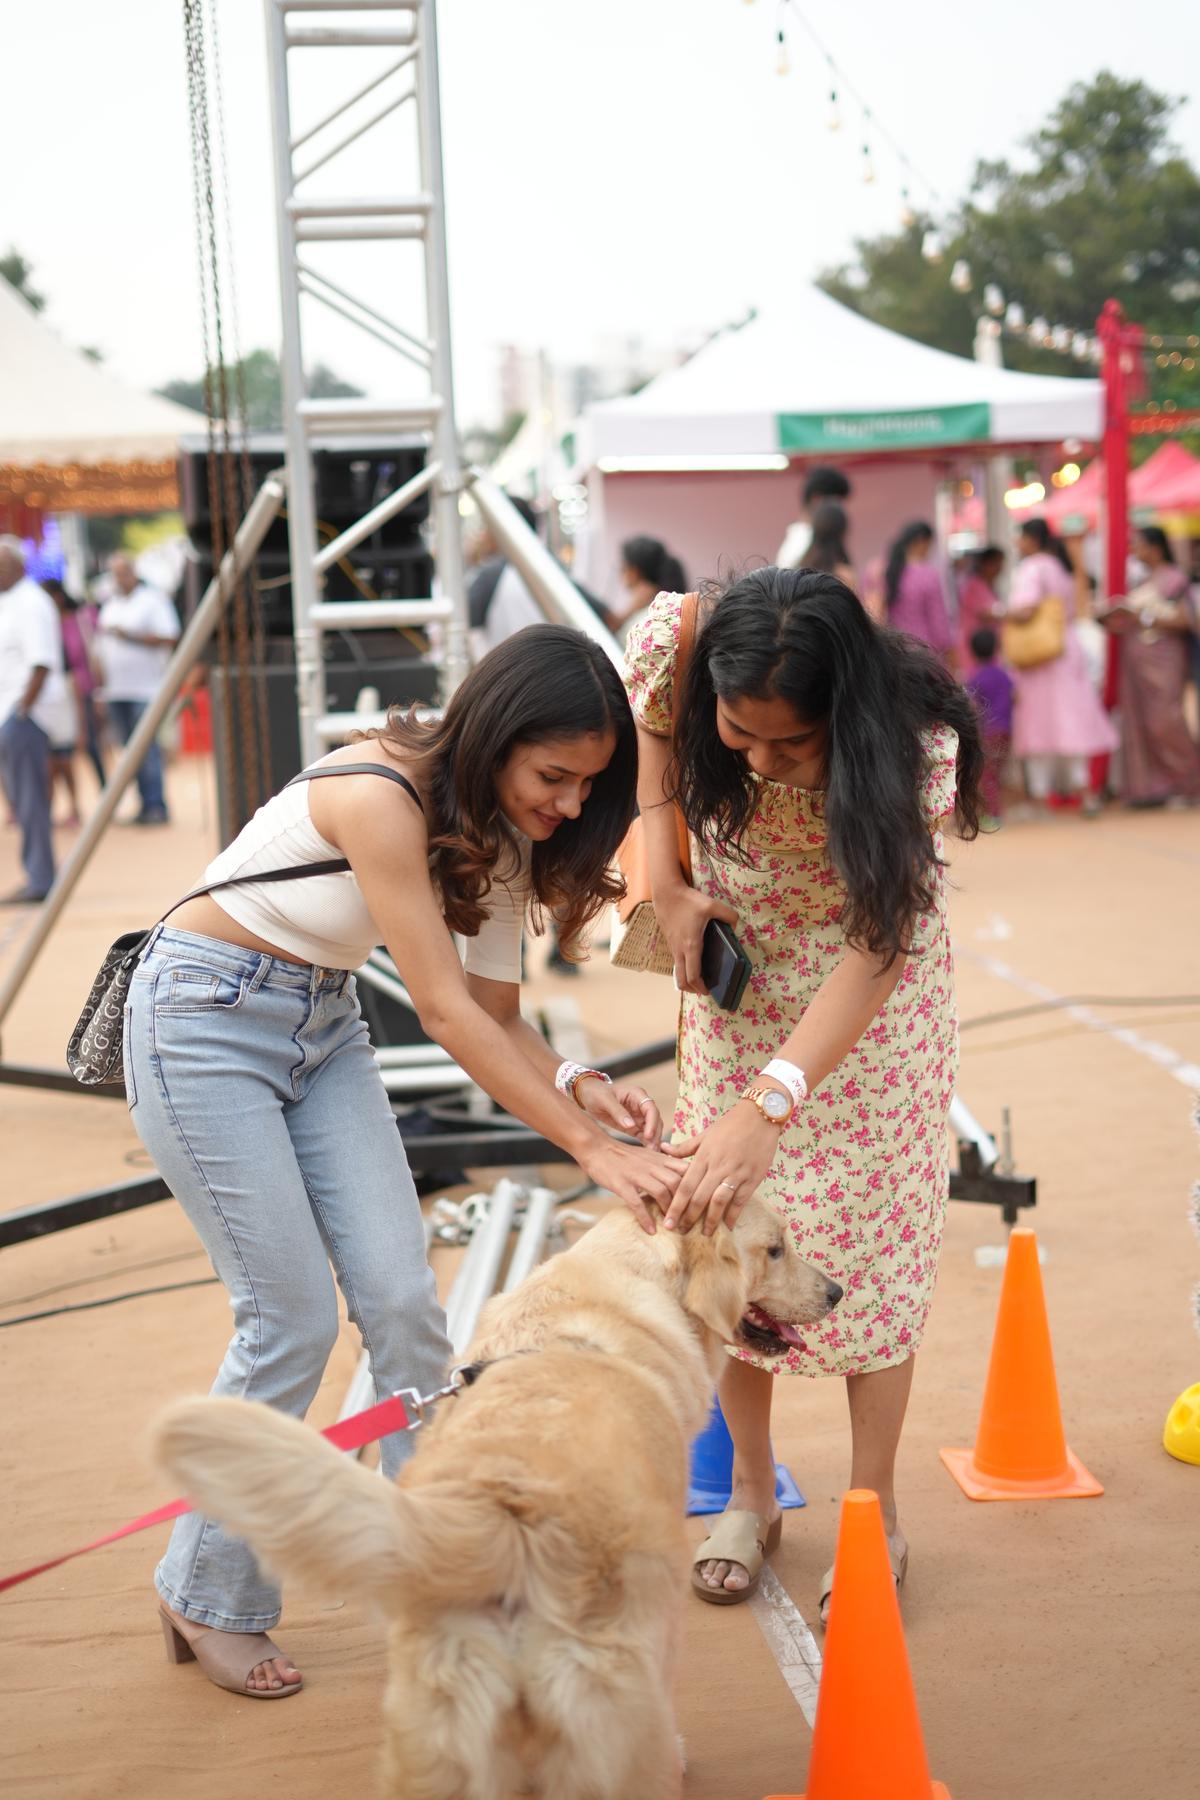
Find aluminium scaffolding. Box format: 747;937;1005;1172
263;0;470;761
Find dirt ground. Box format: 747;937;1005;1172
1;759;1198;1800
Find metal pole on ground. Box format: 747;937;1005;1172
0;475;286;1035
445;1178;521;1354
468;474;624;669
502;1185;558;1293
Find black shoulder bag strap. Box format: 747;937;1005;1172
155;762;424;927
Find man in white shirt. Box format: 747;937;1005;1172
775;465;852;569
97;554;180;825
0;538;73;901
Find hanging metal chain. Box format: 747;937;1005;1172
183;0;270;828
183;0;235;819
204;0;272;797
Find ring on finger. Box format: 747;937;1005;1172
716;1179;738;1191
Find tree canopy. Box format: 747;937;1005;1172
820;72;1200;399
0;247;45;312
159;347;363;432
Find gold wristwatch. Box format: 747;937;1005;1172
741;1084;795;1128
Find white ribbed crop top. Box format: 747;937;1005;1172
201;767;527;978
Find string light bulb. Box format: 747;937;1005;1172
950;258;972;293
1005;301;1026;332
1071;332;1090;359
983;283;1004;315
922;229;945;264
1029;315;1050;344
776;28;790;75
1051;325;1071;352
827;88;842;131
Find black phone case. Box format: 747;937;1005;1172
701;919;752;1012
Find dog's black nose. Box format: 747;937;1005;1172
825;1280;843;1307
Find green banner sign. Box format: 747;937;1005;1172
777;402;992;452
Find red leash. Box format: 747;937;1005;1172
0;1393;411;1595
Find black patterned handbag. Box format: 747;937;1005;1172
65;861;351;1088
66;761;425;1089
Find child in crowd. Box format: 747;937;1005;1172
966;627;1015;825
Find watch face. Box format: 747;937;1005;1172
761;1088;791;1121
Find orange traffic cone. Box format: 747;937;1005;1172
762;1489;951;1800
940;1226;1103;1500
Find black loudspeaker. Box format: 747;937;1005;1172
209;646;440;843
178;438;434;636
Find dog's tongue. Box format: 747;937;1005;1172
749;1303;808;1348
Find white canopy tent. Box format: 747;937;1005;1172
582;285;1102;467
576;287;1102;595
0;277;205;467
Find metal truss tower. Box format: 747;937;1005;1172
263;0;469;762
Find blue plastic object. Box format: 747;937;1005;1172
686;1397;806;1515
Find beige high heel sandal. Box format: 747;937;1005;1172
159;1606;304;1699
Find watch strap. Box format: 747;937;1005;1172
762;1058;808;1107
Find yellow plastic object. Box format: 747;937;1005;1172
1163;1384;1200;1466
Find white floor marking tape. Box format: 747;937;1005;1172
749;1565;823;1726
957;947;1200;1092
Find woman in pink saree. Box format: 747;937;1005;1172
1006;519;1117;810
1106;527;1200;807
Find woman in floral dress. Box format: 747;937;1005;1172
624;568;983;1620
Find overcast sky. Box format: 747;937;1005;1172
6;1;1200;425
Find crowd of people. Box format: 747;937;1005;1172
770;465;1200;823
0;540;180;903
5;463;1197;915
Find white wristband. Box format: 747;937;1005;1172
555;1059;612;1104
761;1059;808;1107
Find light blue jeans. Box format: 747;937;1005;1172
125;926;451;1631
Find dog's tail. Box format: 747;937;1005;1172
152;1396;529;1613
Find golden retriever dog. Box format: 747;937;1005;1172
153;1199;841;1800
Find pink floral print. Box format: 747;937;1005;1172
625;592;959;1377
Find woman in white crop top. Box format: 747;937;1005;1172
128;625;682;1702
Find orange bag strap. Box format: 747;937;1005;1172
670;591;700;886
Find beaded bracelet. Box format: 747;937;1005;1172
555;1059;613;1109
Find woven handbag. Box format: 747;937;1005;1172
1001;596;1066;669
610;591;699;976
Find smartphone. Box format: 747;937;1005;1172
701;918;752;1012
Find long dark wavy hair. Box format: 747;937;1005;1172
803;501;852;575
883;521;934;612
1019;515;1075;573
375;625;636;959
670;568;983;960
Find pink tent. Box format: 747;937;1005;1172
1130;440;1200;512
942;442;1200;537
1020;444;1200;533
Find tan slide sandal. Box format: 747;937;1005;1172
819;1540;908;1629
159;1606;304;1699
691;1511;782;1606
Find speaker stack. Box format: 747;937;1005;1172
178;435;442;838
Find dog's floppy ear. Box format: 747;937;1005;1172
680;1228;746;1339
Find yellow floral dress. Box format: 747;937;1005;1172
625;592;959;1378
